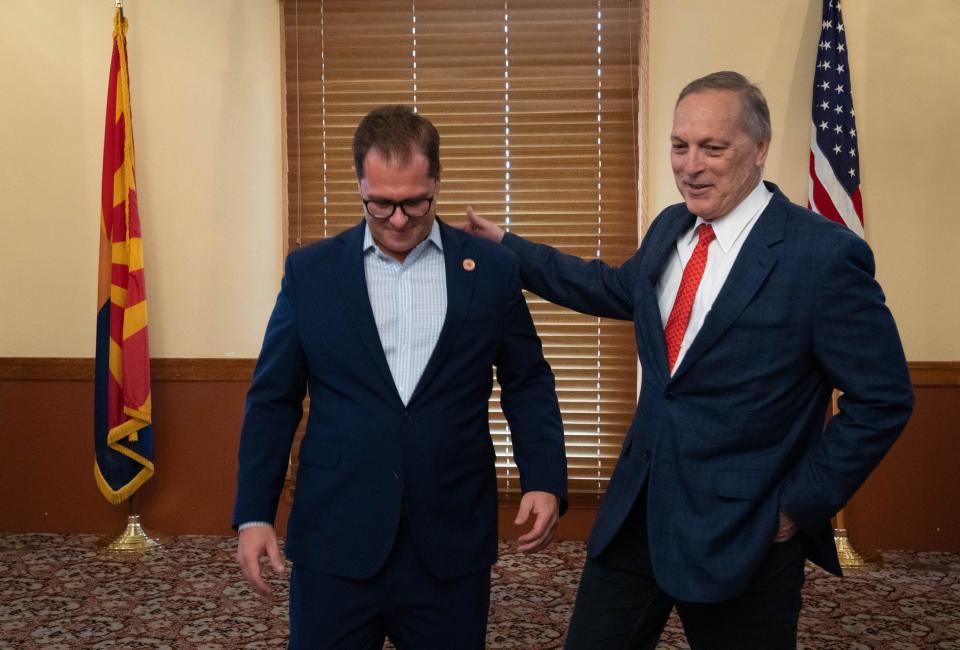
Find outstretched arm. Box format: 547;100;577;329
461;206;639;321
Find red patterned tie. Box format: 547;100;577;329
664;224;716;373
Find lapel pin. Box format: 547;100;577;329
462;258;476;271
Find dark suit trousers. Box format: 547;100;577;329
288;517;490;650
565;492;806;650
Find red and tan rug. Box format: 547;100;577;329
1;534;958;648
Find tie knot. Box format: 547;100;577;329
697;224;716;247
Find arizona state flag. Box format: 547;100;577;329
95;8;154;504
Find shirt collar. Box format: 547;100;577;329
363;218;444;259
687;180;772;253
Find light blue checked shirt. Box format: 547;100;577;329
363;220;447;405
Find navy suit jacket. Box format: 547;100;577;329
233;219;567;580
503;183;913;602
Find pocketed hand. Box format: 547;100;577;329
773;510;799;543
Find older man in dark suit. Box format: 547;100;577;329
464;71;913;649
234;105;567;649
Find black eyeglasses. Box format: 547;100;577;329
362;196;434;220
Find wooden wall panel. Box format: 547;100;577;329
0;375;268;536
846;383;960;552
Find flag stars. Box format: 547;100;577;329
838;43;846;53
820;100;831;111
849;148;856;157
838;23;845;33
837;64;845;73
823;20;834;30
834;104;844;114
833;144;843;154
821;80;831;91
850;127;857;137
835;84;845;94
820;120;830;130
834;124;844;135
848;168;856;178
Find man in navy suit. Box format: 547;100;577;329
233;105;567;649
464;71;913;649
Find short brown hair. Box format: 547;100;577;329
353;105;441;180
677;71;772;142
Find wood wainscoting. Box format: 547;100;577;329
0;358;258;536
844;362;960;552
1;358;957;550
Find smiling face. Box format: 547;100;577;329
359;146;439;263
670;89;770;222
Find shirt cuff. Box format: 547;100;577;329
237;521;273;532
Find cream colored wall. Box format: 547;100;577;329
649;0;960;360
0;0;283;358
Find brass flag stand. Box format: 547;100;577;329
99;495;166;552
831;390;880;569
833;509;880;568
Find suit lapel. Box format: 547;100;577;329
409;220;477;405
636;210;697;385
334;221;403;404
669;189;787;384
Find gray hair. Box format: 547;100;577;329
677;71;772;142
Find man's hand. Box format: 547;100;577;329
515;491;560;553
773;510;798;543
236;525;285;597
457;207;505;243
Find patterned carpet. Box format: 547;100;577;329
1;533;958;649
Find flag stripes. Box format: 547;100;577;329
808;0;864;238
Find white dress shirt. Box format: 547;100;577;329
656;181;773;374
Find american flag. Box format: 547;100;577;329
808;0;864;238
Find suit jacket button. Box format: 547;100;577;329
643;449;652;461
665;390;675;401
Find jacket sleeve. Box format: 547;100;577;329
501;232;639;321
232;255;309;529
495;256;569;512
778;232;914;534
